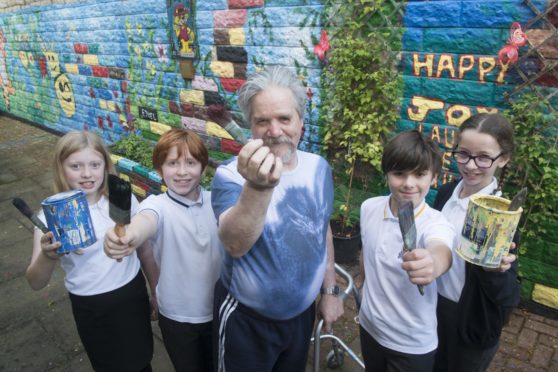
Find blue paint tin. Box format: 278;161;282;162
41;190;96;254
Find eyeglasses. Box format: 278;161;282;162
451;151;504;169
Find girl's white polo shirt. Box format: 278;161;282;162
436;178;499;303
38;195;141;296
359;195;454;354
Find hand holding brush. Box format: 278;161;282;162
12;197;62;259
107;174;132;262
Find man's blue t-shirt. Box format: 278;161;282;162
211;150;333;320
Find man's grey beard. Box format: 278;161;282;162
263;136;297;164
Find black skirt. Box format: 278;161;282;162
69;271;153;372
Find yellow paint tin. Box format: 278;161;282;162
457;195;522;268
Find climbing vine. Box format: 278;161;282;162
320;0;404;232
504;94;558;240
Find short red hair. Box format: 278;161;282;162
153;128;208;173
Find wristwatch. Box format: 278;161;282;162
320;285;340;297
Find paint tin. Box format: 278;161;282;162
456;195;522;268
42;190;96;254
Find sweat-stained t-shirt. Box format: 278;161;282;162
211;150;333;320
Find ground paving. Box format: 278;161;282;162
1;114;557;371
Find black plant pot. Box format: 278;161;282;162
332;223;361;265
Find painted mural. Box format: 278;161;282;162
0;0;325;155
399;0;558;308
0;29;15;109
168;0;196;59
399;0;555;189
0;0;555;159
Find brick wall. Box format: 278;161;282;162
399;0;551;189
0;0;324;155
399;0;558;309
0;0;79;14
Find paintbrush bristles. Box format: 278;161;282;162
108;174;131;210
12;197;50;233
12;197;33;218
398;201;415;235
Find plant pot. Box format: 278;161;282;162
332;223;361;265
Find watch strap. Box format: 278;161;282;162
320;285;340;296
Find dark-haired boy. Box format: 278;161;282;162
359;130;455;372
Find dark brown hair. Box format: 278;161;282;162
458;113;515;193
382;130;442;176
458;113;515;155
152;128;208;173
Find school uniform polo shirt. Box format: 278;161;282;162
437;178;499;303
38;195;141;296
138;188;222;323
359;195;454;354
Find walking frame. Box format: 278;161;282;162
311;263;364;371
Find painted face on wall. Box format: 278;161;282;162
55;74;75;117
43;51;60;77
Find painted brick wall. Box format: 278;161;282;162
1;1;554;163
0;0;325;156
400;0;558;308
399;0;552;190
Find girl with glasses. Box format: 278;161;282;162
432;113;520;372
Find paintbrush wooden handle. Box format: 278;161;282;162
114;223;125;262
115;223;126;237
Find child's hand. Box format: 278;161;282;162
103;227;137;260
484;243;517;272
401;248;436;285
40;231;63;260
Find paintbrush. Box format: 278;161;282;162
508;187;527;211
207;103;247;144
397;201;425;296
108;174;132;262
12;197;50;234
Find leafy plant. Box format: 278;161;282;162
320;0;404;234
111;132;222;190
111;133;155;169
504;94;558;241
201;166;215;190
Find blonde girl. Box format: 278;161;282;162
26;131;154;372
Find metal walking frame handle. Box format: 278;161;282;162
311;263;365;371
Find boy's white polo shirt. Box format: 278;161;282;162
359;195;454;354
138;188;222;323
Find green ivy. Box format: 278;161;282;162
504;94;558;241
320;0;404;232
